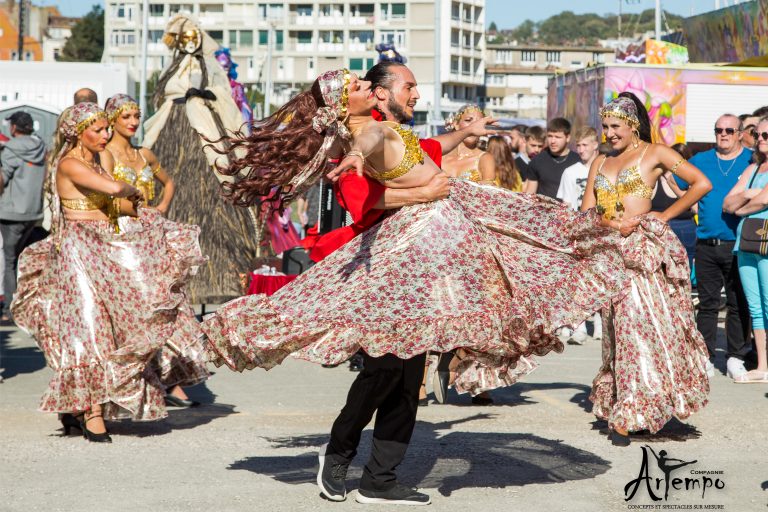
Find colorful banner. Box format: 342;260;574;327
645;40;688;65
683;0;768;63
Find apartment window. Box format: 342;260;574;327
53;48;60;60
111;30;137;46
297;31;313;44
380;3;406;20
320;4;343;16
593;52;605;63
349;57;374;71
113;3;135;21
451;56;459;74
209;30;224;44
259;30;268;45
320;31;344;43
295;4;312;16
149;4;164;16
230;30;253;49
570;60;583;68
200;4;224;14
451;2;460;20
496;50;512;64
350;30;374;43
462;58;470;75
351;4;375;17
521;50;536;62
545;51;561;63
258;3;284;19
169;4;193;15
148;30;164;43
24;51;32;61
379;30;405;48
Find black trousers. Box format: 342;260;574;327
695;241;751;361
328;351;426;492
0;220;36;317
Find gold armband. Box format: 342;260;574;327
669;158;684;175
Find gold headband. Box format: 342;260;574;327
108;102;141;124
76;111;108;134
339;70;351;118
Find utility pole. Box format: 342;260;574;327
618;0;622;40
17;0;26;60
138;0;149;142
655;0;662;40
432;0;442;137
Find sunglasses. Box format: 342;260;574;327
714;127;738;135
758;131;768;141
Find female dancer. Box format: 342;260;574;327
11;103;207;441
103;94;174;212
202;69;628;398
441;104;496;184
582;93;711;445
102;93;208;407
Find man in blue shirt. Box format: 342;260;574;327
687;114;753;380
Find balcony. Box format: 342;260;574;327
348;41;374;52
318;15;345;25
289;12;315;25
286;41;316;52
349;15;374;25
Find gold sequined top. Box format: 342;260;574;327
60;192;110;211
371;122;425;181
458;169;482;182
109;148;157;201
594;145;653;220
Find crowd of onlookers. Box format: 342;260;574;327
482;105;768;383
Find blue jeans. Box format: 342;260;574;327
737;250;768;330
668;218;696;269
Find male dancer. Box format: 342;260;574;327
316;61;495;505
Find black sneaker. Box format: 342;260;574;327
317;444;349;501
356;483;431;506
348;354;364;372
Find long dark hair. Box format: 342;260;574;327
618;91;652;143
210;80;326;207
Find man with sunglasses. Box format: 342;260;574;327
739;114;759;150
682;114;753;381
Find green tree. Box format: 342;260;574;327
488;21;498;32
60;5;104;62
511;19;535;41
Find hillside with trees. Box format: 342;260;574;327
490;9;685;45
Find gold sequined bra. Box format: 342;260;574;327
60;192;110;211
371;122;425;181
594;145;653;220
109;148;157;201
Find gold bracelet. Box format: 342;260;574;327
347;149;365;166
669;158;684;175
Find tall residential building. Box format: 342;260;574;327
484;43;614;119
103;0;485;121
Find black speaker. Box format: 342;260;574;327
282;247;314;275
318;180;347;234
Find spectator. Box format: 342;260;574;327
508;124;528;157
558;126;598;209
487;136;522;191
652;142;697;268
0;111;46;324
752;106;768;118
524;118;580;197
515;125;544;185
739;114;759;151
684;113;753;379
723;115;768;382
73;88;98;104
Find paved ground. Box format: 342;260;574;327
1;319;766;512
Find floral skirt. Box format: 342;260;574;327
204;180;630;395
11;209;209;421
589;217;709;433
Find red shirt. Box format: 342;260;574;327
307;137;442;262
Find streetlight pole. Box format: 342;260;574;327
655;0;662;40
138;0;149;142
263;22;275;118
432;0;442;137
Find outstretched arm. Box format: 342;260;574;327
433;116;498;155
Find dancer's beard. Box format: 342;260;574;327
387;97;413;124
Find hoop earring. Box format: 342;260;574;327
632;130;640;149
78;140;84;156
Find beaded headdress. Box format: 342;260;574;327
599;97;640;128
445;104;485;131
59;102;107;141
281;68;353;205
105;94;141;125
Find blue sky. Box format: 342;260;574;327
55;0;710;26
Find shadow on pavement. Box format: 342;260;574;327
590;417;702;443
105;381;237;437
228;414;612;496
0;328;46;381
436;381;593;412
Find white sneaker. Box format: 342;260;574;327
726;357;747;380
556;327;572;343
705;360;715;378
568;331;589;345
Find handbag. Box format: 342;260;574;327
739;168;768;255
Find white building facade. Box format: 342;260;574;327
103;0;485;122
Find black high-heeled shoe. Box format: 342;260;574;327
165;394;200;408
611;430;631;447
59;413;83;436
80;413;112;443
